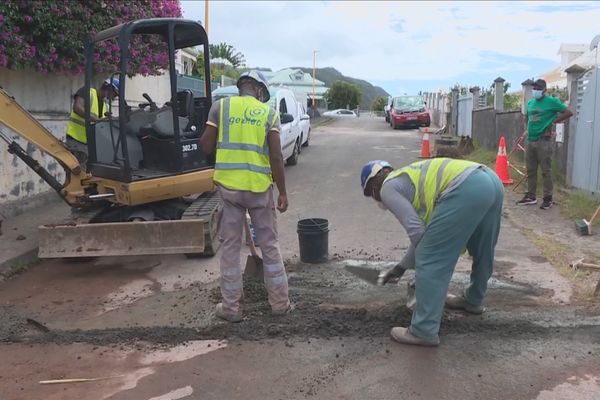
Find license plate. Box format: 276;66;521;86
407;116;417;120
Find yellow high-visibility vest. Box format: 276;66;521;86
66;88;103;144
213;96;279;193
384;158;481;223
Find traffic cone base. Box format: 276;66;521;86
419;133;431;159
495;136;512;185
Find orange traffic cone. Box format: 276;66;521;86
419;133;431;159
495;136;513;185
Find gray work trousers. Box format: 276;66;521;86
526;138;553;198
217;185;289;314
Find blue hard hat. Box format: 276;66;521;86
105;77;120;93
361;160;392;196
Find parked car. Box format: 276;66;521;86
297;102;311;148
323;109;357;118
269;87;302;165
389;95;430;129
211;85;302;166
211;85;238;102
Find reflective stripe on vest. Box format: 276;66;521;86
383;158;480;223
213;96;278;193
67;88;101;144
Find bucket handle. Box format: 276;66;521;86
297;215;331;230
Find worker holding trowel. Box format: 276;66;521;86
200;70;291;322
361;158;504;346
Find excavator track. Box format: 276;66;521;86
182;191;222;257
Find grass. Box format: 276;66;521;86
559;189;600;221
465;144;496;167
465;143;600;222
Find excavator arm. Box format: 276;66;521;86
0;87;88;206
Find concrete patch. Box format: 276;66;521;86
147;386;193;400
535;375;600;400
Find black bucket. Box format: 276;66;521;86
297;218;329;263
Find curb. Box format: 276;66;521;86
0;247;39;280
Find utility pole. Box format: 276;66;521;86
312;50;319;109
204;0;209;34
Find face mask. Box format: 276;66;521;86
532;89;544;100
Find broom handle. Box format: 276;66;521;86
589;204;600;225
244;218;259;258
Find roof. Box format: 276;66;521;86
558;43;588;55
268;68;325;87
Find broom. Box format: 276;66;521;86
575;203;600;236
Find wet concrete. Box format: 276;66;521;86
1;116;599;399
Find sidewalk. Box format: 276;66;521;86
0;198;71;276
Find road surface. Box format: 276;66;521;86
1;116;599;400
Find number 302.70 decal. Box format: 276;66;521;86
182;143;198;152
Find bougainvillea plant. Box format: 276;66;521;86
0;0;182;76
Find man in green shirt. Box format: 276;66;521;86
517;79;573;209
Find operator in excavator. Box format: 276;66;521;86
66;78;120;165
200;70;291;322
361;158;504;346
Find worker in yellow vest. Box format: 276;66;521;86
66;78;119;163
200;70;291;322
361;158;504;346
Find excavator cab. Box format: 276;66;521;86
0;19;222;258
84;18;213;183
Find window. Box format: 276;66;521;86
279;98;288;114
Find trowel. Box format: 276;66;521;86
344;262;407;285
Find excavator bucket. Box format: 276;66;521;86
38;219;206;258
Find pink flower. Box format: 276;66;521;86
24;15;33;24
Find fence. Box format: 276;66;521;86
457;93;473;137
423;92;450;129
571;67;600;193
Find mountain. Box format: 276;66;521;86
293;67;389;110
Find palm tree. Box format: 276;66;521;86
209;43;246;69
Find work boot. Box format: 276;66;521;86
215;303;242;323
445;293;485;314
272;303;294;317
516;193;537;205
390;327;439;347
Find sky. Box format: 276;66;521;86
181;1;600;96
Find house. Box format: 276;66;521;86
542;43;591;88
267;68;328;109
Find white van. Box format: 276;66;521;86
268;87;302;165
211;85;302;165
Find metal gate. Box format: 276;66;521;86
457;93;473;137
572;67;600;193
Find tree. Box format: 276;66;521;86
371;96;387;112
196;42;246;82
209;42;246;68
0;0;182;75
325;80;362;109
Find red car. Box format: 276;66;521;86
389;95;430;129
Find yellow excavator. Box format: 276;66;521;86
0;19;221;258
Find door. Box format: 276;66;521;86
278;93;294;159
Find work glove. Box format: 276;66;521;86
377;263;407;286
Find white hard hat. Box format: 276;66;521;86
237;70;270;102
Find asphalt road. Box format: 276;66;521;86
0;116;599;400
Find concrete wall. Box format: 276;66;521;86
0;68;170;212
472;107;496;148
495;111;523;152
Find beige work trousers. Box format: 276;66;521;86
217;185;290;314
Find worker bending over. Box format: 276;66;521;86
361;158;504;346
201;70;291;322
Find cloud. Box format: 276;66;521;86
182;1;600;93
